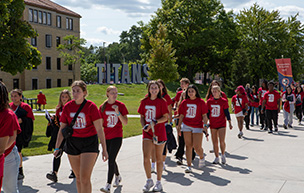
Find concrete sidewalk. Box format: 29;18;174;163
16;113;304;193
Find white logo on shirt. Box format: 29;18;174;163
261;90;267;98
186;104;197;118
106;111;118;128
145;105;156;122
268;94;274;102
70;112;86;129
211;105;220;117
236;98;242;107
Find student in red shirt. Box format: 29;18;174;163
0;81;20;192
207;86;233;164
231;86;249;139
46;89;74;182
258;80;268;130
37;91;47;111
99;86;129;193
282;86;296;129
250;85;259;126
295;85;304;125
205;80;228;100
138;80;168;192
10;89;35;180
262;81;281;133
177;84;208;173
54;80;108;193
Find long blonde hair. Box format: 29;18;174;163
56;89;72;110
100;86;117;112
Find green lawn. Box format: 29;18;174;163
22;116;142;157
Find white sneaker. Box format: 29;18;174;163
100;183;111;193
185;166;192;173
199;157;205;168
221;155;226;164
152;181;163;192
113;175;122;187
213;157;219;164
143;179;154;192
151;166;156;174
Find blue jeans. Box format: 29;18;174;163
283;104;295;126
251;106;259;125
3;146;20;193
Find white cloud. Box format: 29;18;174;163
96;26;121;35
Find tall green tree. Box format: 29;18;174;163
146;23;178;82
57;35;86;81
141;0;236;83
0;0;41;75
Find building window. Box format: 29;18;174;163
56;36;60;47
46;57;51;70
66;18;73;30
29;9;33;22
46;79;52;88
13;79;19;89
32;79;38;90
47;13;51;25
68;64;72;71
38;11;42;23
57;58;61;70
68;79;73;86
43;12;47;24
56;16;61;28
33;10;38;23
46;34;52;48
31;37;37;46
57;79;61;87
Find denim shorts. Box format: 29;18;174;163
181;123;203;133
235;111;244;117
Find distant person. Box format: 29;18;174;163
177;84;208;173
258;80;268;130
244;83;252;130
99;86;129;193
207;85;232;164
46;90;74;182
10;89;35;180
37;91;47;111
205;80;228;100
138;80;168;192
282;86;296;129
295;85;304;125
0;81;21;192
250;85;259;126
261;81;281;133
231;86;249;139
54;80;108;193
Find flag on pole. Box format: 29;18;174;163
275;58;293;90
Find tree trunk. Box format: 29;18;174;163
203;71;207;85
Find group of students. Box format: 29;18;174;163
1;78;302;193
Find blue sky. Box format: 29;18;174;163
53;0;304;47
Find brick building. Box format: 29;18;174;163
0;0;81;91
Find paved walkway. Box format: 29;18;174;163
16;113;304;193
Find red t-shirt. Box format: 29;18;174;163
207;97;229;129
9;102;35;120
138;97;168;141
55;106;63;120
264;90;281;110
258;88;268;106
0;109;21;157
231;94;249;114
37;93;47;105
162;93;173;106
173;91;183;115
60;100;101;138
295;92;304;106
100;100;129;140
178;98;208;128
250;93;259;108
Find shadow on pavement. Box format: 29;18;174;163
163;169;194;186
113;185;122;193
242;136;264;142
18;180;39;193
273;131;297;138
225;152;248;161
191;166;231;186
47;179;76;192
219;164;252;174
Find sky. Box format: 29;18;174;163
52;0;304;47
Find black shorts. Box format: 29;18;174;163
64;135;99;155
16;144;22;152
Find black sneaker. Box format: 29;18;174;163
268;129;273;134
69;170;75;178
176;157;183;165
246;126;250;130
288;124;293;128
274;127;278;132
18;173;24;180
46;171;58;182
260;125;264;130
263;126;268;131
283;124;287;129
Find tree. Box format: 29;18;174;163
141;0;236;83
0;0;41;75
146;23;178;82
80;62;97;83
57;35;86;81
